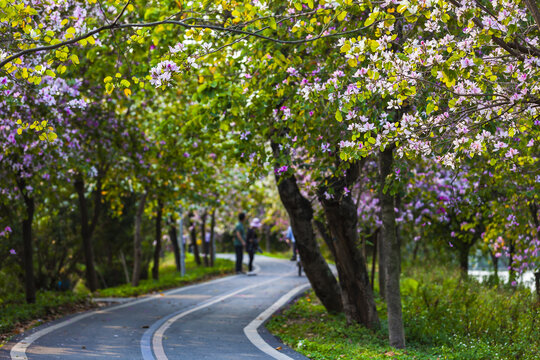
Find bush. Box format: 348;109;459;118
267;264;540;360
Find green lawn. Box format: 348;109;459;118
95;253;234;297
267;265;540;360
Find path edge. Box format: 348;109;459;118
244;283;311;360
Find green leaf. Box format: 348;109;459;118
335;110;343;122
337;11;347;21
269;17;277;30
364;12;379;27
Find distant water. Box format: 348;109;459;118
468;269;536;290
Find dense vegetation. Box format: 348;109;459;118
268;264;540;360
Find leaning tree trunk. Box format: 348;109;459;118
132;191;148;286
168;216;181;272
74;176;99;292
201;209;209;267
152;199;163;280
318;161;379;329
17;178;36;304
271;141;343;314
379;145;406;348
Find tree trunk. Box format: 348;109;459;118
371;229;378;290
152;199;163;280
271;142;343;314
168;216;181;272
74;176;99;292
535;272;540;300
187;212;201;266
209;209;216;267
379;145;406;348
378;228;386;300
314;219;337;261
19;184;36;304
132;191;148;286
318;162;379;329
201;209;209;267
458;244;470;277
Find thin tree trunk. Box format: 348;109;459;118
458;244;471;277
318;161;379;329
17;178;36;304
371;229;378;290
168;216;181;272
119;250;130;284
132;191;148;286
187;212;201;266
379;145;406;348
201;209;209;267
74;176;99;292
271;142;343;314
378;228;386;300
209;209;216;267
534;272;540;301
152;199;163;280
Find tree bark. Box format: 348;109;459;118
168;216;181;272
209;209;216;267
379;145;406;348
74;176;99;292
17;178;36;304
152;199;163;280
132;191;148;286
318;161;379;329
314;219;337;260
201;209;209;267
271;142;343;314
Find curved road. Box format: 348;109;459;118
2;256;310;360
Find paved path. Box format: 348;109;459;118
2;256;310;360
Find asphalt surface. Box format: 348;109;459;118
2;256;310;360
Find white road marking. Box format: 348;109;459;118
244;283;310;360
151;273;291;359
9;275;236;360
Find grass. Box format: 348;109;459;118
0;252;234;344
95;253;234;297
267;264;540;360
0;291;92;344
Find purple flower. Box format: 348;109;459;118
9;249;16;255
4;226;12;233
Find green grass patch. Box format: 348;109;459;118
267;264;540;360
94;255;234;298
0;291;90;336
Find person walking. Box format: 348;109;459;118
246;218;262;273
286;225;297;261
234;212;247;274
